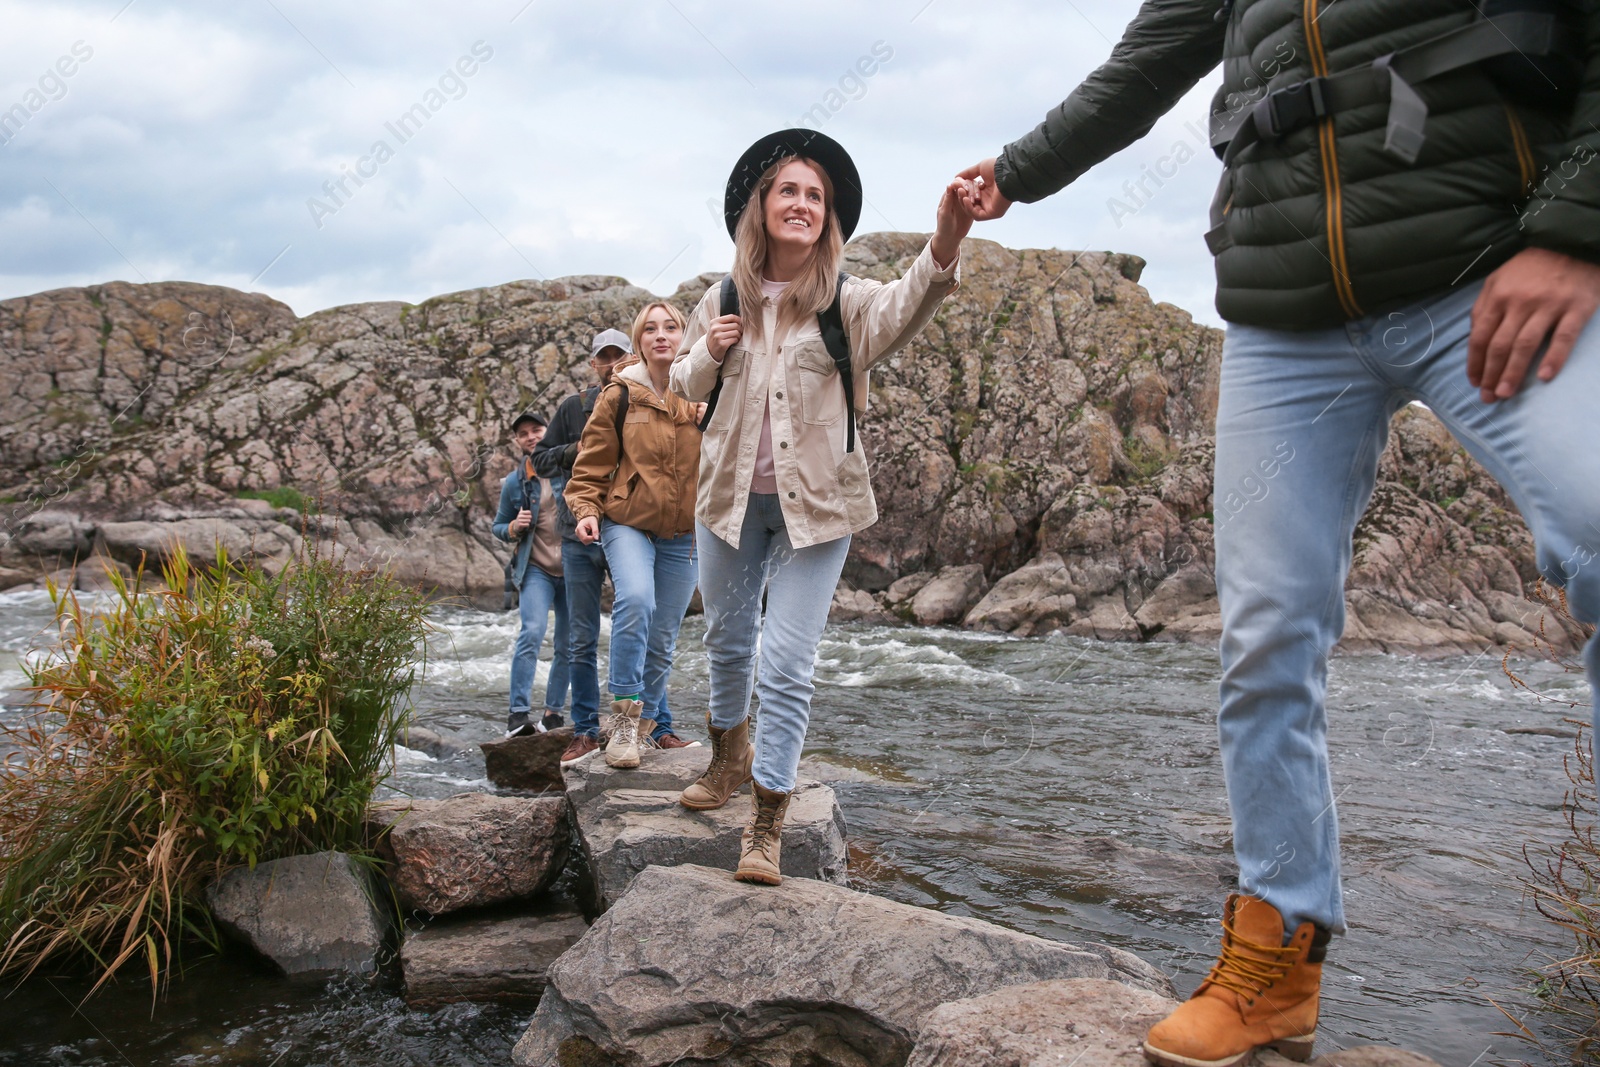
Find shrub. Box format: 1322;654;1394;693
0;543;430;993
1506;582;1599;1061
236;486;309;512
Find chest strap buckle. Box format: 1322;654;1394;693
1253;76;1328;140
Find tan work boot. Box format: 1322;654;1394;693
1143;894;1329;1067
678;715;753;810
733;780;791;885
603;697;643;768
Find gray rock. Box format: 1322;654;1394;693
206;850;388;977
830;585;894;623
513;863;1171;1067
367;793;569;915
400;724;470;760
563;746;847;914
911;563;988;626
965;552;1078;636
907;978;1178;1067
481;726;573;791
402;910;589;1008
884;570;934;605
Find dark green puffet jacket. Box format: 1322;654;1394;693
994;0;1600;329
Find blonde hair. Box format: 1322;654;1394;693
629;300;688;358
731;156;844;340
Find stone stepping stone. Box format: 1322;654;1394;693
481;727;573;791
207;850;388;977
402;909;588;1008
561;746;846;914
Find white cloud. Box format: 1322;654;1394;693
0;0;1230;327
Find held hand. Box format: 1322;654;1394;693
510;508;532;535
1468;247;1600;402
931;178;976;268
707;314;743;362
693;401;707;423
575;516;600;544
955;159;1012;221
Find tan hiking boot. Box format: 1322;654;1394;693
678;715;753;810
603;698;643;768
1142;894;1329;1067
734;780;791;885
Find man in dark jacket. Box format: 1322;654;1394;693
534;328;632;764
492;411;569;739
958;3;1600;1063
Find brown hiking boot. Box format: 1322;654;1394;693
734;780;791;885
1142;894;1329;1067
559;733;600;766
678;715;753;810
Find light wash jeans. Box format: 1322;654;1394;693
1215;278;1600;937
562;538;608;738
509;565;570;716
698;494;852;793
600;520;698;739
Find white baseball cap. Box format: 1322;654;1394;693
590;328;631;358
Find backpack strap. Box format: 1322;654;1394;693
696;276;740;433
818;272;855;453
608;380;630;462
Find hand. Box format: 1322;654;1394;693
575;516;600;544
931;177;976;269
510;508;532;535
693;401;707;423
955;158;1012;221
707;314;743;362
1468;247;1600;402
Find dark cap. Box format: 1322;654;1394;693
724;128;861;242
510;410;547;432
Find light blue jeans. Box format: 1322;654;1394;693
509;565;570;716
698;494;852;793
1215;278;1600;937
601;520;698;738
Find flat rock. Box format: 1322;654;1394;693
907;978;1177;1066
402;909;589;1008
1260;1049;1443;1067
563;746;846;914
512;863;1172;1067
206;850;387;977
481;727;573;791
368;792;568;916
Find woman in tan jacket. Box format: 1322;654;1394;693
669;129;973;884
566;301;702;768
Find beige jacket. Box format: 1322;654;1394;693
670;241;959;550
565;360;701;540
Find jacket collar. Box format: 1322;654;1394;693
617;359;668;407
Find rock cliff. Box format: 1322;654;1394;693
0;234;1576;653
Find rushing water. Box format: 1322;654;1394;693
0;586;1590;1066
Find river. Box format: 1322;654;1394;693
0;587;1590;1066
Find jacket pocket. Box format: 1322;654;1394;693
707;348;746;432
836;448;876;530
795;341;845;426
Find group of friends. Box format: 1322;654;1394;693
487;2;1600;1061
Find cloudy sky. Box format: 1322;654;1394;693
0;0;1227;328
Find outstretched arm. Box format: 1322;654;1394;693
960;0;1225;217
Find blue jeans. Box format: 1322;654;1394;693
698;494;852;793
1214;278;1600;937
601;520;698;738
563;538;608;738
509;565;569;715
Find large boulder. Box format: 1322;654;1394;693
563;746;847;915
206;850;388;976
512;863;1171;1067
402;910;588;1008
480;727;573;791
906;978;1176;1067
368;793;568;915
910;564;988;626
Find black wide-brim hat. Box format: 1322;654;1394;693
723;128;861;242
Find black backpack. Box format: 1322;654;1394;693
697;272;859;453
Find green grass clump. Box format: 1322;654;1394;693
236;486;309;512
0;542;430;994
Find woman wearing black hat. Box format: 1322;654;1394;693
670;129;973;884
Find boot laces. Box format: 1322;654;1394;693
607;710;636;743
1203;914;1300;1001
748;798;783;853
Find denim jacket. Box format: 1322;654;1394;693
492;456;544;586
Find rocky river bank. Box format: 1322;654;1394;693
0;233;1581;655
199;730;1443;1067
